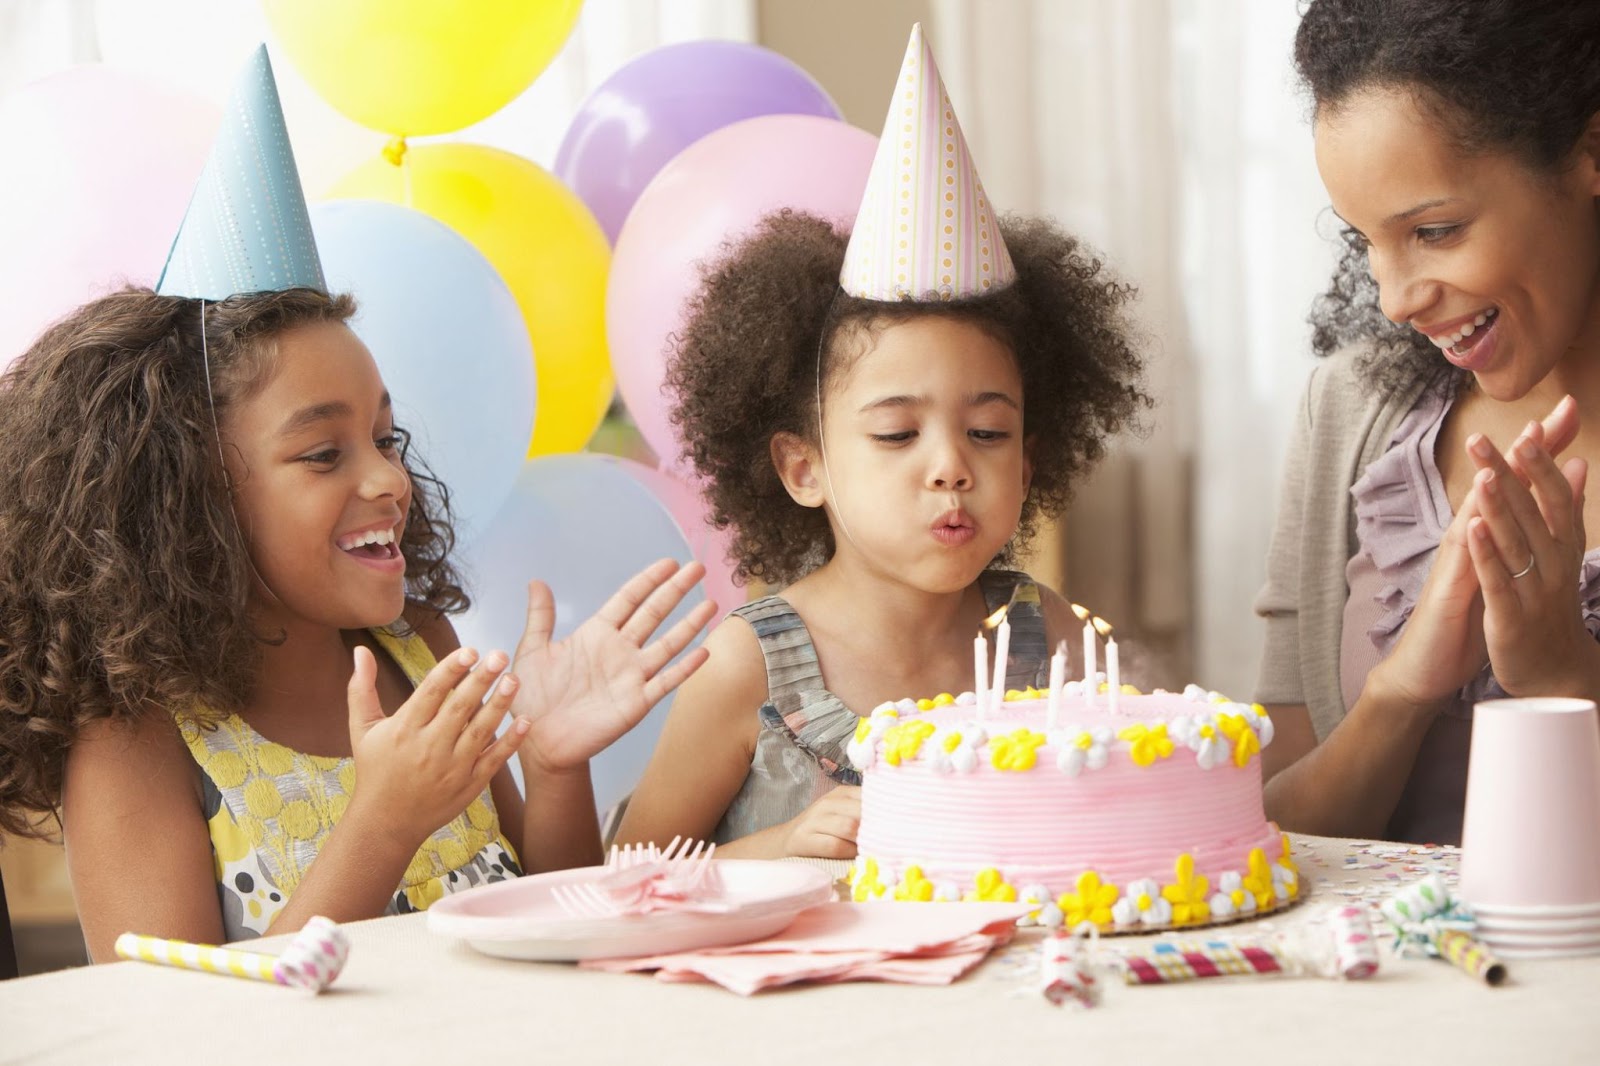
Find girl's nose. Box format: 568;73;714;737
362;448;410;500
927;443;973;491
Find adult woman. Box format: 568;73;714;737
1257;0;1600;843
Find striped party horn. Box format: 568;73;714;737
115;915;349;992
1119;939;1286;984
1434;928;1506;987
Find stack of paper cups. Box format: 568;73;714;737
1460;698;1600;958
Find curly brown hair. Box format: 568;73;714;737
666;210;1150;588
0;287;467;839
1295;0;1600;392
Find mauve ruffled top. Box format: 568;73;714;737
1340;387;1600;845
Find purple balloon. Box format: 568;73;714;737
555;40;841;242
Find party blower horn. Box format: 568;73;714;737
115;915;349;992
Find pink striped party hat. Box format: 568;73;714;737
840;23;1015;301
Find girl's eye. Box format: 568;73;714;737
970;429;1010;442
375;434;403;453
299;449;339;466
871;431;916;444
1416;224;1460;244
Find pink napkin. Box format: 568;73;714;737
580;902;1032;995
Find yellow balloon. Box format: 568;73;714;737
263;0;583;136
331;144;613;456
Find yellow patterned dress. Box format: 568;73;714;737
177;628;521;942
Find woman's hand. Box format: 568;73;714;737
778;785;862;859
1371;498;1489;710
346;645;528;851
1464;423;1600;696
1368;397;1583;709
508;558;717;777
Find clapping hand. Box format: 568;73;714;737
1463;411;1597;696
507;558;717;776
1375;396;1581;708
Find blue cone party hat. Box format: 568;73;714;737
156;45;325;299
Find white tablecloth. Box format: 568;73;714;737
3;836;1598;1064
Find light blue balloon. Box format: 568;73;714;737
309;200;535;543
455;454;707;817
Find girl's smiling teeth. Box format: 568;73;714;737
336;525;402;563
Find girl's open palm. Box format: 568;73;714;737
509;559;717;776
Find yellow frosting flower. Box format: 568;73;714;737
916;698;936;710
853;717;875;744
964;868;1018;902
1216;713;1261;768
852;858;888;901
1057;871;1120;928
895;865;936;902
932;692;956;706
881;720;937;766
1277;833;1300;899
1160;853;1212;926
1116;722;1175;767
942;730;964;753
990;728;1048;771
1242;848;1277;910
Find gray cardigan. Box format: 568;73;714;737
1253;349;1431;739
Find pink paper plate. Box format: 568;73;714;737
426;860;836;961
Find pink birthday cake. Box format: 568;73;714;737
845;684;1298;931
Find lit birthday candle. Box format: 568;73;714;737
989;606;1011;717
1095;618;1117;714
977;605;1006;721
1072;603;1096;710
973;629;988;715
1045;640;1067;730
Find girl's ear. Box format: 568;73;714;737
771;431;826;508
1578;109;1600;196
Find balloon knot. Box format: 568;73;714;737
381;137;409;167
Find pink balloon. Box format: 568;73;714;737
0;66;221;368
608;114;877;468
624;459;747;617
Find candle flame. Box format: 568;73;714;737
1091;616;1114;638
1070;602;1090;622
981;604;1009;632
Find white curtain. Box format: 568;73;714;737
0;0;756;194
930;0;1338;695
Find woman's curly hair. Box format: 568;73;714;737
0;287;467;838
1294;0;1600;392
666;210;1150;588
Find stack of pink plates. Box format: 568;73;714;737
427;859;836;962
1470;901;1600;959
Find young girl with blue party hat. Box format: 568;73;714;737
616;25;1149;859
0;48;713;960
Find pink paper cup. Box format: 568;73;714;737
1459;698;1600;911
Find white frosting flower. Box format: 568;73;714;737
927;724;985;774
1196;734;1228;771
895;698;920;713
845;704;902;770
1244;705;1276;747
1272;863;1297;900
1054;726;1112;775
1034;902;1065;929
1217;871;1257;915
1209;892;1236;919
1114;879;1172;927
1016;883;1053;926
1182;683;1209;703
1167;715;1196;747
954;691;977;706
933;880;962;903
